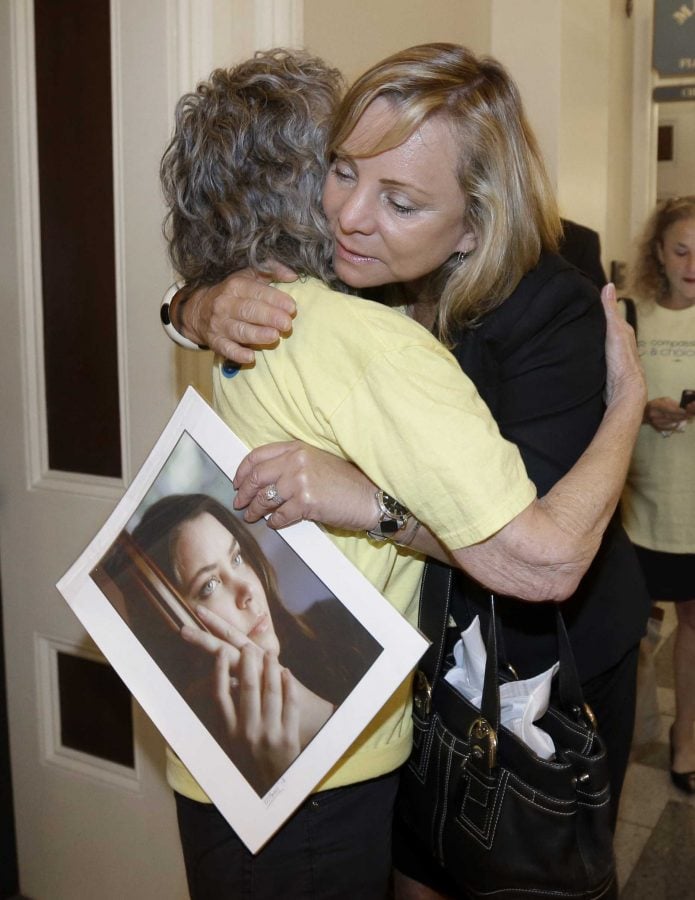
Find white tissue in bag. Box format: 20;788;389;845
444;616;559;759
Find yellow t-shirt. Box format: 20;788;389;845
621;299;695;552
167;277;536;800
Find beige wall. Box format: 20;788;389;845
303;0;490;81
212;0;255;64
490;0;562;190
558;0;636;273
489;0;635;277
605;0;637;271
557;1;612;229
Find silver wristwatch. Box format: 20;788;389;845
367;490;411;541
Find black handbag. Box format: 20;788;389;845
397;560;617;899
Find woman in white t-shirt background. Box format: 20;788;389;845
621;196;695;793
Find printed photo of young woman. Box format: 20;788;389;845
92;431;383;797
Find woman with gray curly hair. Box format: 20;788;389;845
161;50;341;289
158;47;645;899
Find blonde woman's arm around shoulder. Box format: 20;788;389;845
234;286;645;605
450;285;645;600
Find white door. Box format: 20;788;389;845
0;2;190;897
0;1;301;894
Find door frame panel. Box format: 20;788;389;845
1;1;301;896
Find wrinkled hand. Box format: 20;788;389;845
181;606;301;793
233;441;380;532
601;283;646;408
643;397;688;433
182;263;298;364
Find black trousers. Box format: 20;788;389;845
582;641;640;827
175;771;399;900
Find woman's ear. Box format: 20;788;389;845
656;240;665;265
456;230;477;255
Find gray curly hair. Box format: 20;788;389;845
160;49;344;287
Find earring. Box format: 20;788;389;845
456;251;470;264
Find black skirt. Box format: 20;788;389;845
633;545;695;602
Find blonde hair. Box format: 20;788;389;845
330;43;561;342
630;195;695;303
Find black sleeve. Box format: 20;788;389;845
451;253;651;680
454;254;606;495
558;220;607;290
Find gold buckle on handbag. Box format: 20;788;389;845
571;702;598;731
413;670;432;717
469;717;498;769
583;702;598;731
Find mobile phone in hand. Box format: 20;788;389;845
680;389;695;409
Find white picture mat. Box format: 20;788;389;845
57;387;428;853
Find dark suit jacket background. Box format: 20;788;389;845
558;218;607;290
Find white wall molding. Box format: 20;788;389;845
10;0;49;490
630;0;657;241
254;0;303;50
110;0;131;487
167;0;214;103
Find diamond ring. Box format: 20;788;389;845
263;483;284;505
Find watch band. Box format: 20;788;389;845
160;282;207;351
392;517;422;548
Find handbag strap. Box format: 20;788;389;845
554;607;593;723
416;559;454;686
417;561;502;731
619;296;638;337
417;560;591;729
480;596;501;732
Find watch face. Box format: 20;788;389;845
382;493;408;518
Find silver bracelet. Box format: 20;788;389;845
392;518;422;548
160;282;207;351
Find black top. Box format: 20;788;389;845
449;251;650;682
